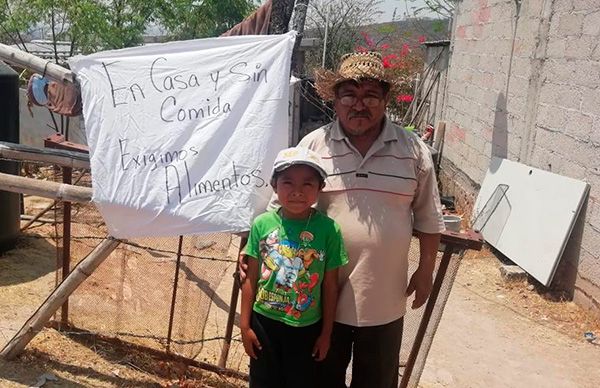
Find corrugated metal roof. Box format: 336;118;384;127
9;40;78;61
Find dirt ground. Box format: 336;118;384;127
1;198;600;387
420;250;600;388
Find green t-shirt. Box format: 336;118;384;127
245;209;348;327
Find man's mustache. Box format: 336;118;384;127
348;111;371;119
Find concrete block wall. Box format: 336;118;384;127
441;0;600;317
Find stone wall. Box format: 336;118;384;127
440;0;600;316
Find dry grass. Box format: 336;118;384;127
1;327;245;387
457;247;600;341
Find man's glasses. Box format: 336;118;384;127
338;96;382;108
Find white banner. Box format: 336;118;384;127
69;32;296;238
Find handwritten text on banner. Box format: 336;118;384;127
70;32;296;238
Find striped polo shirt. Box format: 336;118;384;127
297;118;445;327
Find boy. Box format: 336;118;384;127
240;146;348;388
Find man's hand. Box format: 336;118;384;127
241;327;261;359
312;333;330;361
238;253;249;283
406;267;433;309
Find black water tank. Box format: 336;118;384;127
0;61;20;253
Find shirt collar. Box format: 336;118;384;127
331;116;399;142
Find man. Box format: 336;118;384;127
242;51;444;387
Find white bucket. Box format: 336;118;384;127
443;215;462;233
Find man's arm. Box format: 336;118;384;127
406;231;440;309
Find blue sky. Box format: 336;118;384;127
257;1;439;23
377;0;437;22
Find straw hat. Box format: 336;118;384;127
314;51;398;101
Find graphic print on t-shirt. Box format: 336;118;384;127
256;228;324;319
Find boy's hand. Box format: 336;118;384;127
241;327;261;359
312;333;330;361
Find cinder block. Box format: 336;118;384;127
507;135;523;157
484;141;492;156
543;59;580;85
583;11;600;36
558;13;584;36
568;137;600;168
580;86;600;115
557;159;588;180
476;153;491;171
536;103;569;130
467;146;480;165
530;144;556;170
582;222;600;260
565;35;595;59
572;60;600;88
573;0;600;12
468;53;481;67
526;0;546;16
553;0;574;13
546;39;567;59
592;45;600;62
584;171;600;204
578;249;600;282
591;117;600;144
506;96;526;119
565;110;593;140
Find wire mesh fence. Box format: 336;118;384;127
11;161;480;387
61;200;239;367
401;243;465;387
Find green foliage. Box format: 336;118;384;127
432;19;446;33
376;24;396;35
1;0;256;57
1;0;157;54
155;0;257;40
304;0;384;72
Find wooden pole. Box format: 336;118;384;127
166;236;184;352
0;141;90;170
0;237;121;360
269;0;295;34
20;170;87;232
60;166;73;328
0;172;92;203
218;236;247;368
0;43;75;84
400;246;453;388
290;0;310;76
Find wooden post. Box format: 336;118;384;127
0;43;75;84
269;0;295;34
20;171;87;232
166;236;184;352
60;166;73;327
0;141;90;169
290;0;310;76
400;243;454;388
0;237;121;360
218;236;247;368
0;172;92;203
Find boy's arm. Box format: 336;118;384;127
313;268;339;361
240;255;261;359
